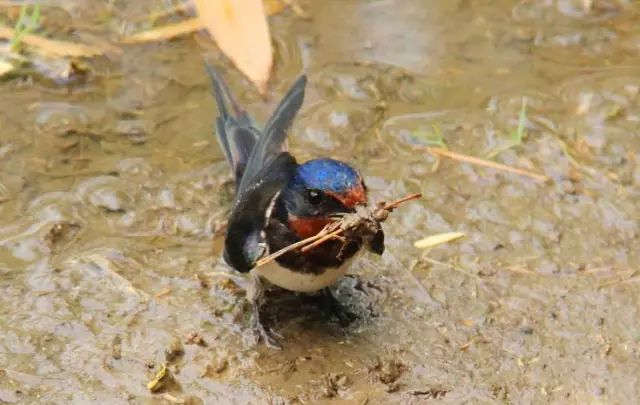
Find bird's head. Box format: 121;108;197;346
280;158;367;239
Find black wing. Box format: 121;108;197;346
236;75;307;197
224;153;298;272
206;66;308;272
205;64;261;184
206;64;307;198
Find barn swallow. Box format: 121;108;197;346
206;65;384;347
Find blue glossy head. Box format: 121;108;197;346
281;158;366;220
294;159;360;195
279;158;367;238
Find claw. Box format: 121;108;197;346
250;300;282;349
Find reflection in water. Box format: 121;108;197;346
305;0;447;72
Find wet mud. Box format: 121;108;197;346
1;0;639;403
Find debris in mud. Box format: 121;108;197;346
369;357;406;392
280;360;298;379
155;288;172;299
385;382;400;393
196;273;210;289
111;335;122;360
0;178;10;203
408;387;449;399
43;221;80;252
459;339;474;351
423;146;549;182
165;337;185;363
57;138;80;152
321;373;349;398
159;393;185;404
0;24;114;57
116;119;150;145
121;19;204;44
414;231;465;249
216;278;243;296
31;55;90;85
147;363;174;393
200;357;229;377
159;393;205;405
256;193;421;267
490;384;509;401
373;358;404;384
185;332;207;347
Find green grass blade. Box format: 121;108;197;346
513;96;528;143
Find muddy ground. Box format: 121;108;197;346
1;0;640;403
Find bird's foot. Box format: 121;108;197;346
320;288;357;327
247;271;282;349
250;303;282;349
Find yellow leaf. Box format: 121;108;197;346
414;232;465;249
263;0;287;15
147;363;170;392
122;1;285;45
194;0;273;94
0;59;13;76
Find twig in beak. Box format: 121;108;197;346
255;193;421;267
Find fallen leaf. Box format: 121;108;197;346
263;0;287;15
414;232;465;249
122;1;286;49
147;363;171;392
194;0;273;94
0;59;13;76
31;56;90;85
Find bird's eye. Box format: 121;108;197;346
306;189;323;205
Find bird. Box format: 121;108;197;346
205;65;384;347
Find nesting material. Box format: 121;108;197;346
256;193;421;267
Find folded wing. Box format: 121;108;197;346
206;65;308;271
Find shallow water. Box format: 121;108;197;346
1;0;640;403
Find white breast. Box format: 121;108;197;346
256;191;356;292
255;259;352;293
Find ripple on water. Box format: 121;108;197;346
558;71;640;122
512;0;625;25
74;176;132;213
312;63;393;102
381;109;495;154
292;100;381;153
0;191;85;262
32;101;101;135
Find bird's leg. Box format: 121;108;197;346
320;287;356;326
247;271;282;349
